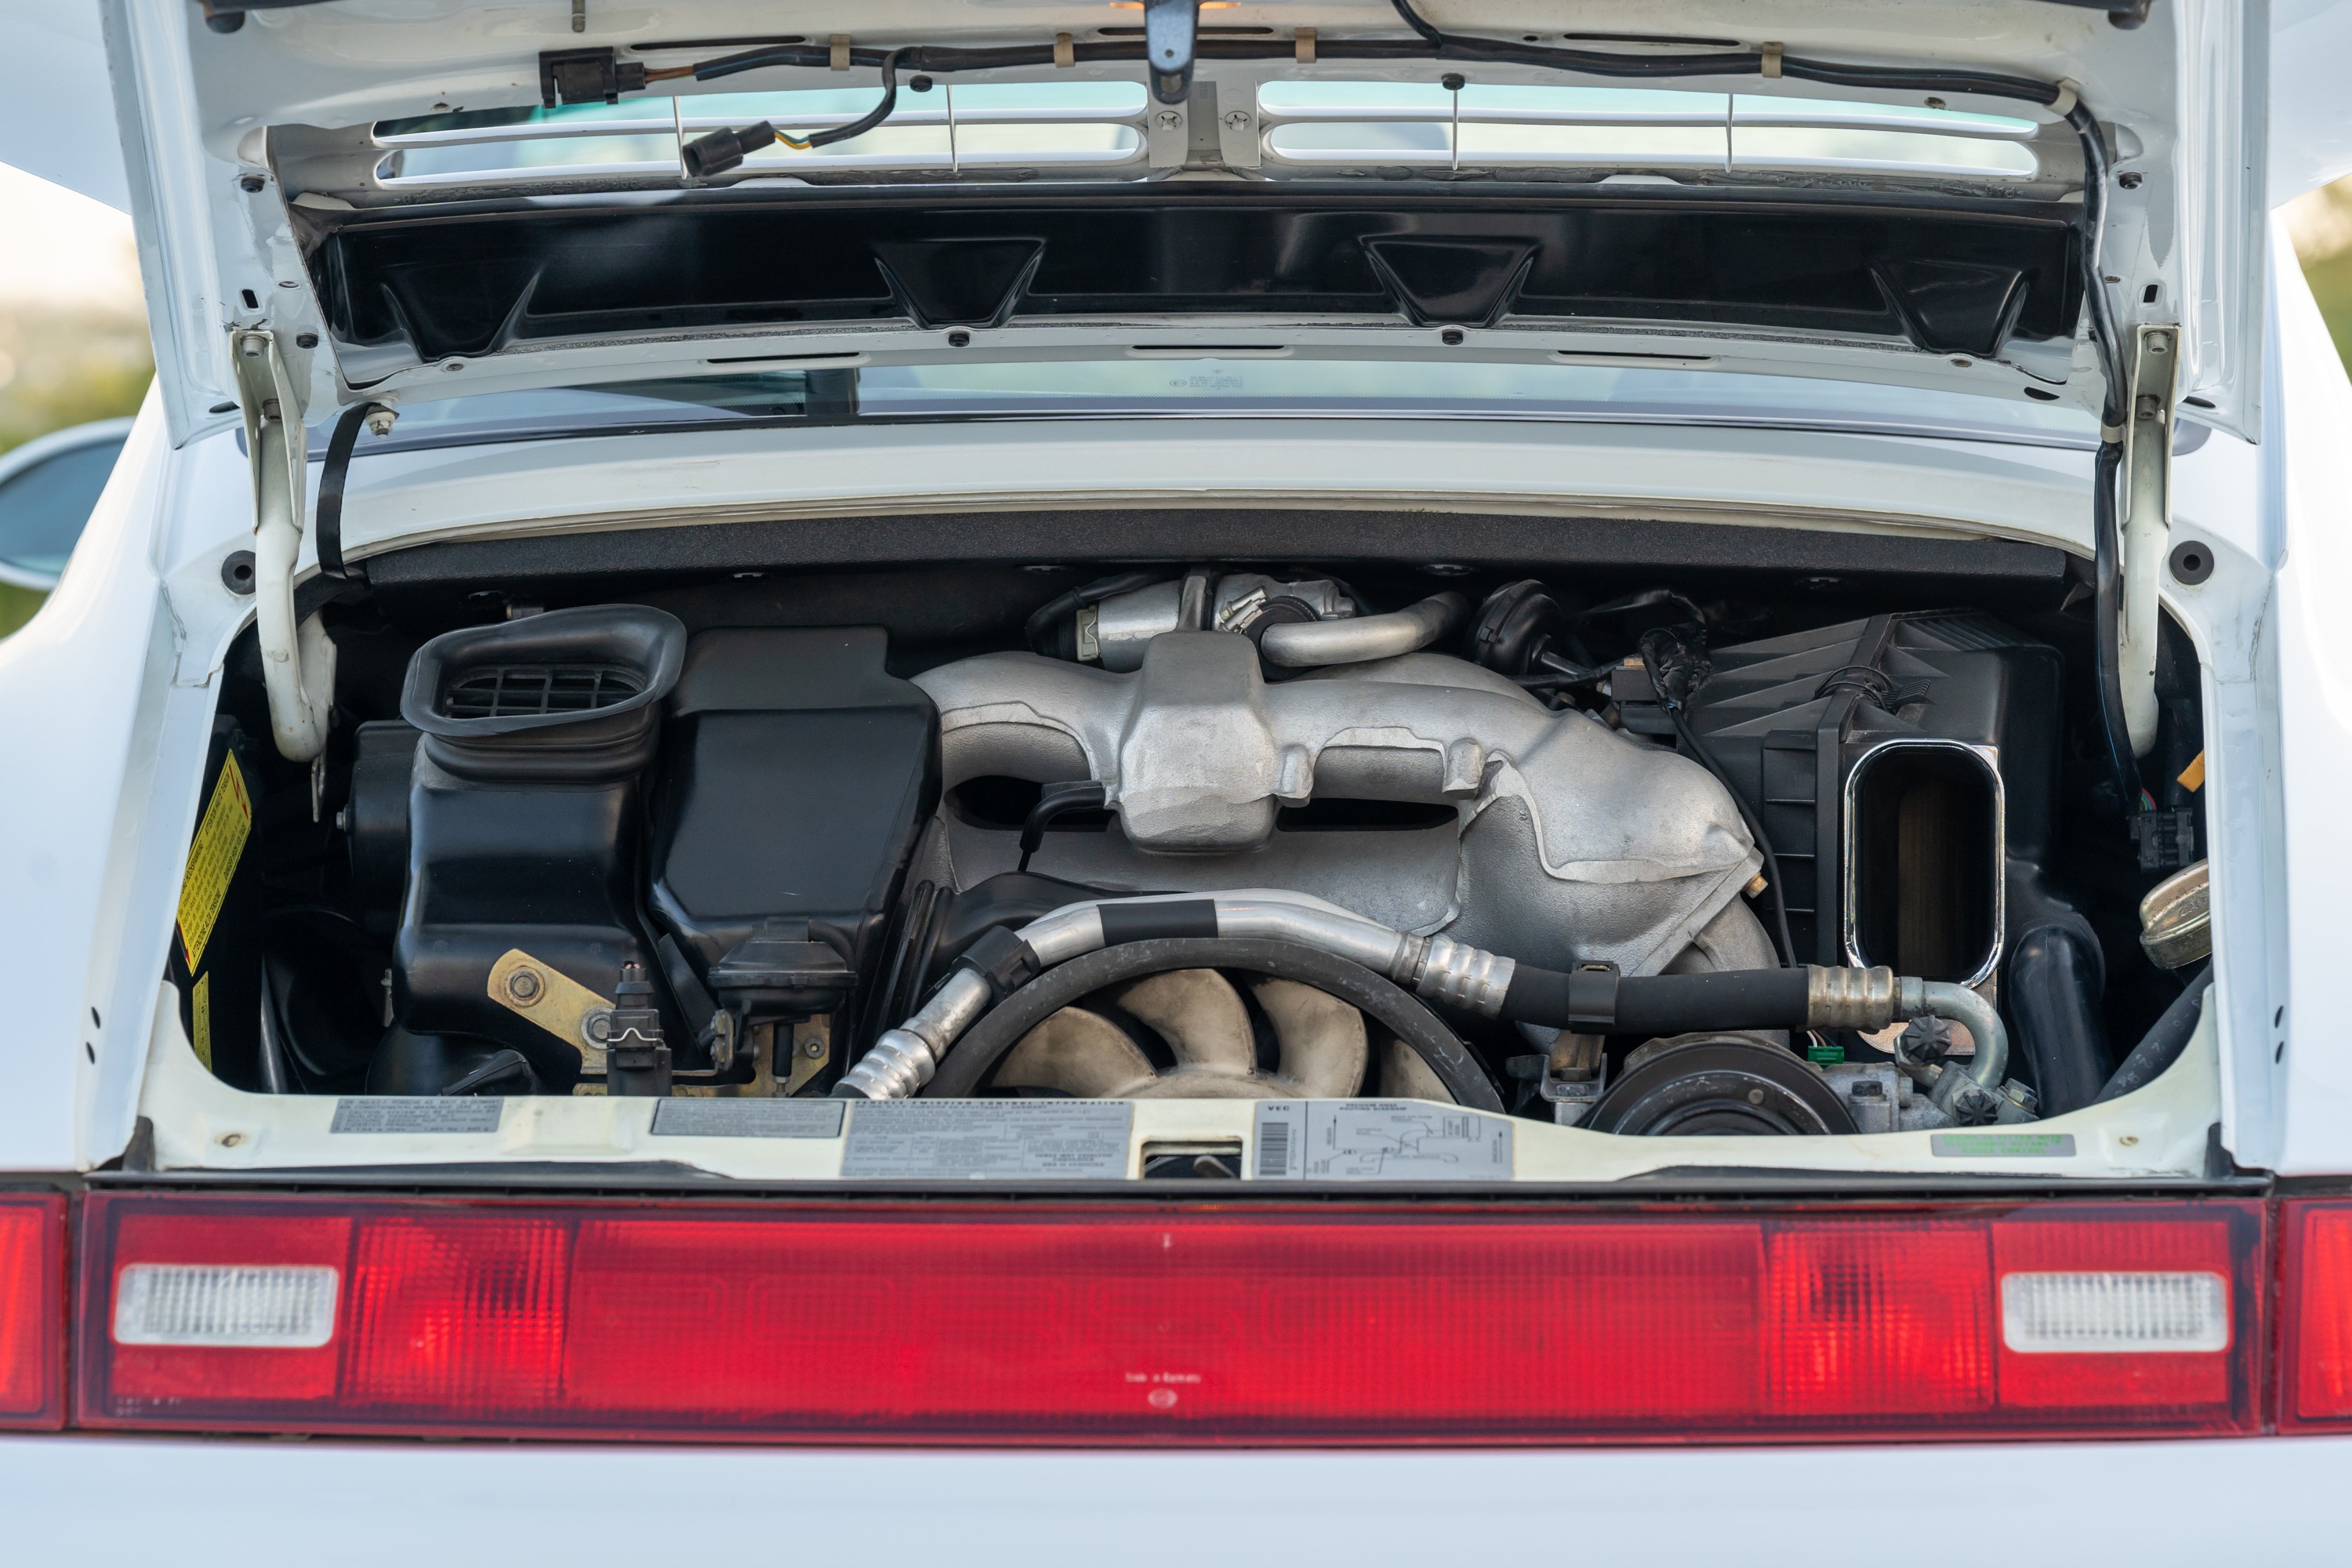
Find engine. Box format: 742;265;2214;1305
295;561;2180;1136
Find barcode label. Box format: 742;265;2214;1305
1252;1102;1306;1180
1251;1100;1512;1182
1257;1118;1292;1178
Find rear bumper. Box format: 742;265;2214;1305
2;1435;2340;1565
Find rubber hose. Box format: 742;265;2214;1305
1500;965;1813;1033
2093;965;2213;1104
923;936;1504;1111
2006;924;2112;1115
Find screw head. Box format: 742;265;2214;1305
219;1132;245;1148
804;1038;826;1058
1222;110;1249;129
504;967;544;1005
365;408;397;437
1156;110;1183;130
237;173;265;194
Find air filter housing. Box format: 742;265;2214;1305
390;606;686;1088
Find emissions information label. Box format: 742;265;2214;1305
843;1101;1132;1179
651;1099;845;1138
176;752;250;971
1929;1131;2077;1159
330;1098;505;1134
1253;1100;1514;1181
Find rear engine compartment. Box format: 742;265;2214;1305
166;538;2213;1177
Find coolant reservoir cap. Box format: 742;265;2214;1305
2140;859;2211;971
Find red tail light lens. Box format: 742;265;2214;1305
75;1195;2261;1443
0;1192;66;1430
2279;1197;2352;1429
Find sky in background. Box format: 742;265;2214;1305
0;162;141;310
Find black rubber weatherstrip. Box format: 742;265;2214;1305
922;936;1504;1111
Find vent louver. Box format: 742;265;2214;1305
441;664;644;720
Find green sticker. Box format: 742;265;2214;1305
1806;1042;1846;1064
1929;1131;2077;1158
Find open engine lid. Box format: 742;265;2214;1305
80;0;2285;445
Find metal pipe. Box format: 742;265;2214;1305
833;967;992;1099
1258;591;1466;667
835;891;2020;1123
1904;977;2010;1093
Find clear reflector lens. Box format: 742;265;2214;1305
2002;1271;2228;1353
113;1265;339;1348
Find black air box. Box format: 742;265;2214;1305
394;604;686;1083
1620;612;2064;981
649;627;938;1026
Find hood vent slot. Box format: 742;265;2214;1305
441;664;644;720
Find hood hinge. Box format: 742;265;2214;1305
230;327;336;762
2118;324;2178;759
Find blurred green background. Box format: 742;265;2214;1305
3;169;2352;641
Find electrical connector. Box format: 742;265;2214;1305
539;47;648;108
683;121;779;179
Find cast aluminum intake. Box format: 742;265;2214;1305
913;633;1769;977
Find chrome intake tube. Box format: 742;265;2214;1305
1257;592;1468;668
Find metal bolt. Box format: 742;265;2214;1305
804;1038;825;1058
505;967;544;1005
1156;110;1183;130
583;1010;614;1044
365;407;398;437
294;332;318;349
237;173;265;194
1222;110;1250;129
1747;1088;1766;1105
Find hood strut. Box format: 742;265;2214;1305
231;328;336;763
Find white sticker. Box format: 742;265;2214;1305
650;1099;845;1138
842;1100;1132;1178
1252;1099;1514;1181
329;1098;504;1134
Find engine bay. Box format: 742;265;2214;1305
167;542;2213;1174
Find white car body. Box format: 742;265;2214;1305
3;1;2352;1559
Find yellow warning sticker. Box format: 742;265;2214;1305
2178;750;2207;793
191;970;213;1071
177;753;251;971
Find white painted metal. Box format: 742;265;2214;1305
2270;213;2352;1174
0;0;129;209
68;0;2263;438
2;1435;2350;1566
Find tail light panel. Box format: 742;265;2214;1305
2278;1197;2352;1431
0;1192;66;1430
71;1193;2263;1444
